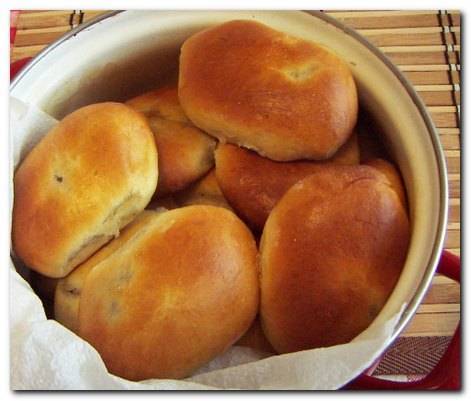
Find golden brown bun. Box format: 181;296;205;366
78;206;259;380
236;317;276;354
260;165;410;353
215;136;359;230
179;20;358;161
175;169;232;210
126;87;216;195
12;103;158;278
125;86;189;123
364;159;407;208
54;211;156;333
330;131;360;165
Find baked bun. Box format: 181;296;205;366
365;158;407;208
125;86;189;123
215;135;358;230
260;165;410;353
54;211;156;333
78;206;259;380
126;87;216;195
179;20;358;161
175;169;232;210
329;131;360;165
12;103;158;278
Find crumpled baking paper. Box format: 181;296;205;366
9;97;403;390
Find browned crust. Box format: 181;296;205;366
148;117;216;195
365;158;407;209
78;206;259;380
126;87;216;196
260;165;410;353
12;102;158;278
214;137;358;231
179;20;358;161
125;86;189;123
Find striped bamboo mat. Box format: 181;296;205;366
10;10;460;380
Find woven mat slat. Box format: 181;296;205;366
445;229;460;249
11;44;47;61
401;313;459;337
403;70;459;85
448;201;460;223
444;153;460;174
420;91;459;106
10;10;461;378
326;14;449;29
441;134;460;149
399;64;460;71
80;10;110;23
324;10;460;28
16;10;73;29
448;177;460;198
13;26;70;46
423;281;460;304
324;10;459;17
363;32;458;46
386;51;459;65
12;26;461;48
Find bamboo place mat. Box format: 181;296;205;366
10;10;461;381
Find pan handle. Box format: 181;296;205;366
345;250;460;390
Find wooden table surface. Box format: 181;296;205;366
10;10;460;377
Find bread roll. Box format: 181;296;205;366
215;134;359;230
78;206;259;380
179;20;358;161
329;131;360;165
175;169;232;210
54;211;156;333
125;86;189;123
260;166;410;353
12;103;158;278
126;87;216;195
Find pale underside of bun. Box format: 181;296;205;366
55;211;156;333
62;193;144;274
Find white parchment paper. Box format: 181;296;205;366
9;97;403;390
